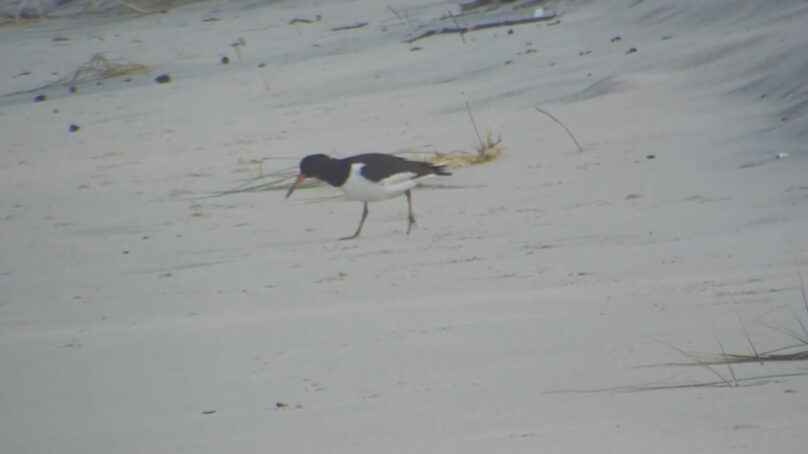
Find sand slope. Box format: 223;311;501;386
2;0;807;452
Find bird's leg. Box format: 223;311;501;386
406;190;417;234
340;202;369;240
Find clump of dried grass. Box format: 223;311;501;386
645;268;808;390
405;101;503;168
709;269;808;365
69;53;153;82
1;53;154;98
551;274;808;394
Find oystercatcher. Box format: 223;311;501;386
286;153;451;239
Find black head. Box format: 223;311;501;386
298;153;332;180
285;154;335;199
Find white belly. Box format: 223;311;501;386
340;163;424;202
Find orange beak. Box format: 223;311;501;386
285;174;306;198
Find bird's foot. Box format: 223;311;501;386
406;215;417;235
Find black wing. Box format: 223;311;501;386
348;153;451;182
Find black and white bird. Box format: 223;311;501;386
285;153;451;239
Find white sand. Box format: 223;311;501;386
2;0;808;452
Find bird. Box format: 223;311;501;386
285;153;451;240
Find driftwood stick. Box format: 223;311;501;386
331;22;369;32
535;106;583;152
403;13;556;44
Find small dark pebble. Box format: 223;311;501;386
276;402;289;408
578;50;591;56
410;46;422;52
124;78;132;83
53;109;59;114
507;29;514;35
220;56;230;65
154;74;171;84
69;86;77;93
625;47;637;55
202;410;216;415
505;60;513;65
258;62;266;68
646;154;655;159
34;94;46;102
611;35;621;43
69;124;80;133
661;35;672;40
96;81;102;86
123;250;130;254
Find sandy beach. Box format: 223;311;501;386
2;0;807;452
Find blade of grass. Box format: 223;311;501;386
649;336;731;386
797;267;808;340
718;341;738;387
759;318;808;345
736;311;762;364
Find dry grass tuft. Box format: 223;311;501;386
0;53;154;98
634;268;808;391
402;101;503;168
417;128;502;168
69;54;153;82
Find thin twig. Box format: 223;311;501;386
331;22;369;32
387;5;412;27
387;6;403;20
403;13;557;43
465;101;484;149
447;10;466;44
535;106;583;152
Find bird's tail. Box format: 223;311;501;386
430;164;452;176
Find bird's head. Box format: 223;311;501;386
285;154;331;198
